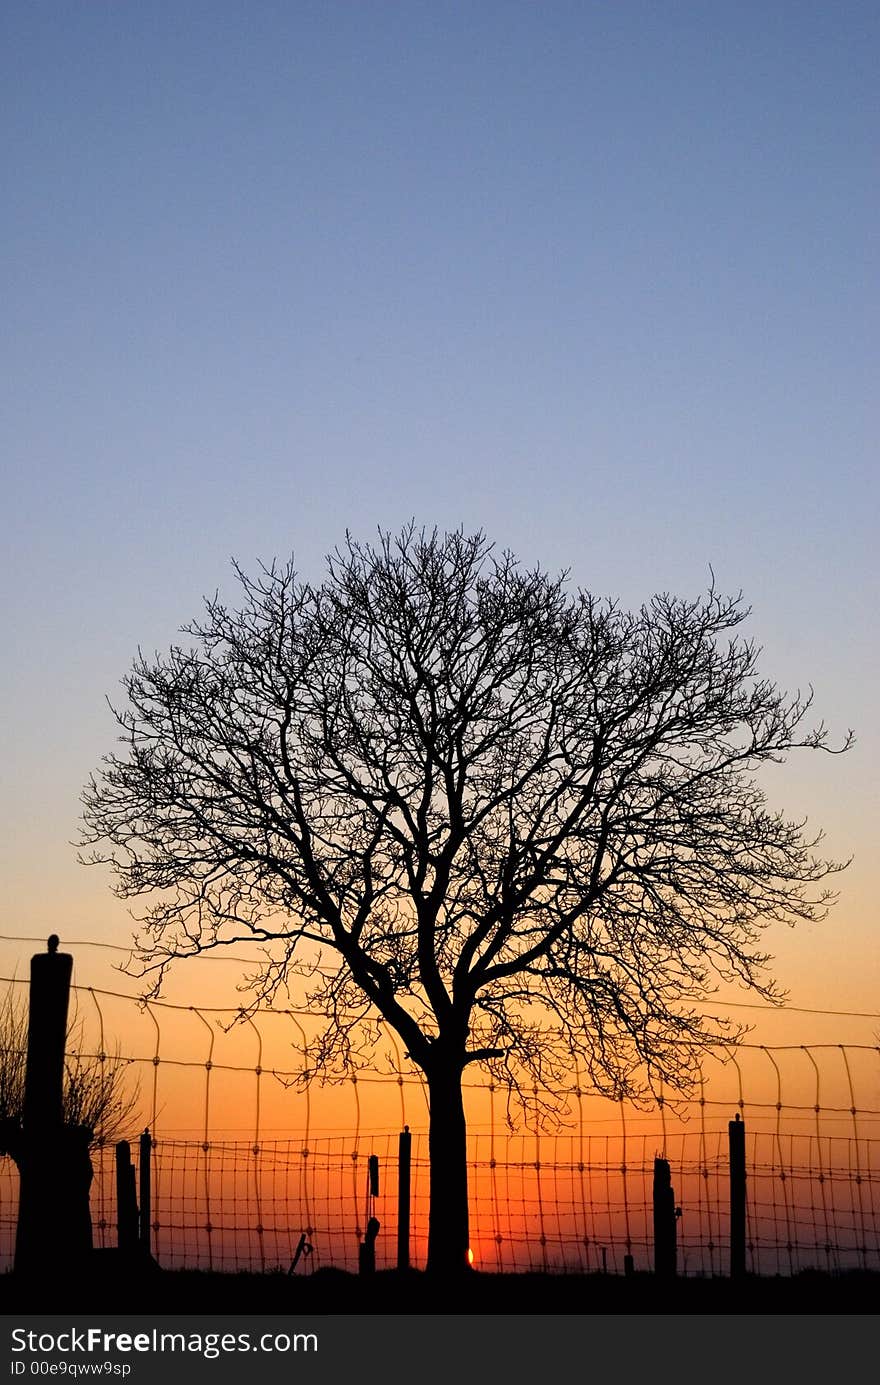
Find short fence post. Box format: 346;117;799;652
729;1114;746;1279
653;1157;678;1277
397;1126;411;1271
115;1140;139;1253
138;1129;152;1254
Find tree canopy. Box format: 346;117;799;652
80;525;851;1271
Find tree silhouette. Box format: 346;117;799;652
79;525;851;1275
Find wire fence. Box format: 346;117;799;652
1;964;879;1278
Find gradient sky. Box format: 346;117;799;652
2;2;877;1040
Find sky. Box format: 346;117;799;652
2;1;878;1063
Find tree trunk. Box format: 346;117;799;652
426;1062;470;1276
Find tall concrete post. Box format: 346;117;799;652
14;936;74;1274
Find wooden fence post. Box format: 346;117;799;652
139;1128;152;1254
653;1157;678;1277
729;1113;746;1279
22;937;71;1135
397;1126;411;1271
13;936;74;1275
115;1140;139;1253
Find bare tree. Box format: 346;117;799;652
79;525;851;1274
0;986;139;1168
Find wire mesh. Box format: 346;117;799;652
0;968;878;1277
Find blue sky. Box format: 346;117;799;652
1;2;877;1018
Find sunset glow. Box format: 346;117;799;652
1;1;877;1315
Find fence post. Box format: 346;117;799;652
22;937;72;1135
653;1157;678;1277
13;936;74;1275
115;1140;139;1253
138;1129;152;1254
729;1113;746;1279
397;1126;411;1271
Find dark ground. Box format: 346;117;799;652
2;1257;878;1315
